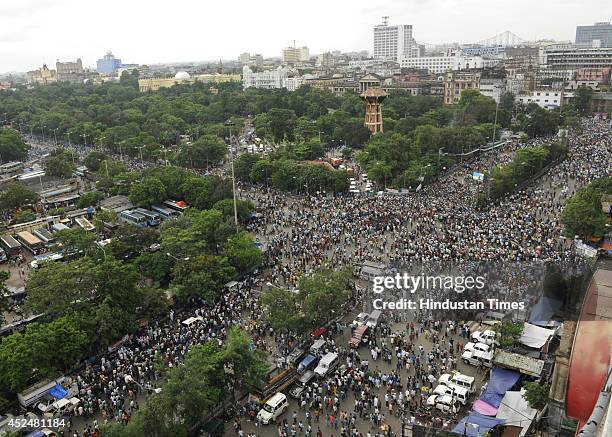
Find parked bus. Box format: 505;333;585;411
30;252;64;269
0;235;22;256
0;161;23;175
32;229;55;246
16;231;45;254
119;210;147;228
163;200;188;213
133;208;161;227
151;204;180;220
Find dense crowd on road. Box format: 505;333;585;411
245;119;611;288
8;117;611;436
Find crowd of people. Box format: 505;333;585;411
6;117;611;436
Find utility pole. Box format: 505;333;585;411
225;120;239;233
492;99;499;143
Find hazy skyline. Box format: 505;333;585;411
1;0;611;73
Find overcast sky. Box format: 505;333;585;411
1;0;611;73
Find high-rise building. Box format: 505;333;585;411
373;17;417;62
282;46;309;65
299;46;310;62
239;53;251;64
97;51;122;74
576;22;612;48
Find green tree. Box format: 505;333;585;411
93;209;118;232
494;321;524;348
212;199;255;223
177;135;227;168
298;267;352;327
171;254;235;303
574;85;593;115
220;326;269;398
84;151;107;171
0;129;28;162
77;190;105;208
261;286;304;332
523;382;549;409
129;176;167;208
53;227;98;258
0;182;39;212
222;231;262;274
44;148;76;178
107;225;159;260
562;177;612;238
134;251;174;282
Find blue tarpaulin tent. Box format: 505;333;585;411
528;296;562;326
48;383;68;399
25;432;46;437
480;368;520;409
452;412;505;436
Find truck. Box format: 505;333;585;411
349;325;368;348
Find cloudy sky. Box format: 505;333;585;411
1;0;611;73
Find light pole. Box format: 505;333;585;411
492;99;499;143
224;119;240;233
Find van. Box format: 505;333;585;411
451;373;476;394
433;394;459;414
314;352;339;377
366;310;382;328
297;354;318;375
257;392;288;425
447;385;469;405
310;339;326;356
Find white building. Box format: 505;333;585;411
479;78;505;103
399;55;485;74
242;65;304;91
373;19;418;62
299;46;310;62
284;76;305;91
516;90;563;109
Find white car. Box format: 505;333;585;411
471;329;498;345
257;393;288;425
350;312;369;328
463;342;490;354
433;394;459;414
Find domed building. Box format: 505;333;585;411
174;71;191;80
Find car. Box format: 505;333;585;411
433;394;459;414
257;393;288;425
471;329;498;345
289;370;317;398
311;327;327;339
463;342;490;354
350;312;369;328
